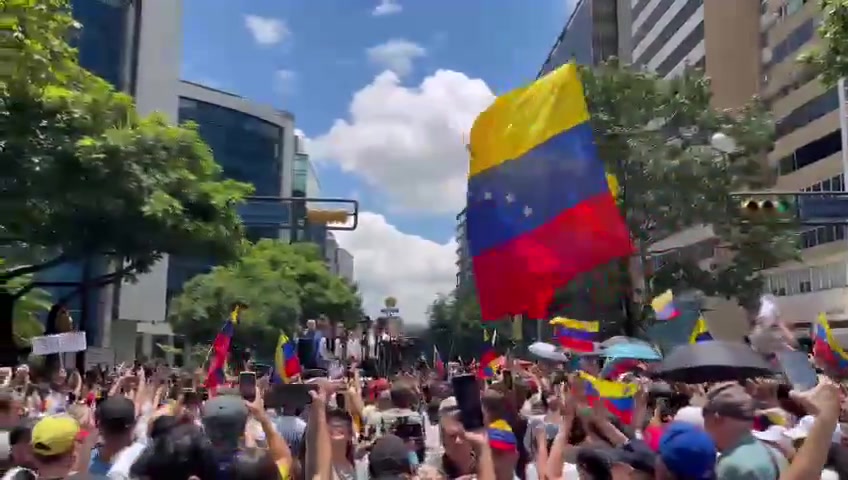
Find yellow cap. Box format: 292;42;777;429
31;415;80;456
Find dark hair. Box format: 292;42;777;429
149;415;180;440
130;424;219;480
231;447;282;480
575;446;613;480
389;385;414;409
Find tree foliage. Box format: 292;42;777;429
800;0;848;86
0;258;49;345
0;1;251;300
168;240;363;355
579;61;797;313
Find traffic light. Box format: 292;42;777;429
739;197;794;218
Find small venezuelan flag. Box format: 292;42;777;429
651;290;679;321
812;312;848;370
689;316;713;344
579;372;637;425
550;317;599;353
274;332;301;383
487;420;517;452
466;63;632;322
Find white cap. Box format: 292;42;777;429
784;415;843;443
752;425;792;451
673;406;704;428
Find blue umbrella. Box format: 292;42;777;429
601;342;663;361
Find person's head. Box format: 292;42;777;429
389;384;414;409
7;418;36;468
481;389;507;424
377;389;393;410
306;319;316;331
0;388;24;428
575;446;613;480
130;424;219;480
326;407;354;447
607;440;656;480
438;407;472;462
655;422;716;480
368;435;415;479
29;415;81;476
488;420;518;480
231;447;283;480
95;396;136;446
149;415;180;441
201;394;248;451
702;382;755;450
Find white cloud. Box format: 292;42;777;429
373;0;402;16
275;69;297;94
310;69;495;213
244;15;290;46
366;39;426;77
335;212;456;325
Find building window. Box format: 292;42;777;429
70;0;132;90
777;129;841;175
769;18;814;67
765;260;847;296
775;87;839;139
799;174;847;249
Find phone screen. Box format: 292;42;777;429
239;372;257;401
336;392;346;410
503;370;513;390
265;383;316;410
777;349;818;391
452;374;484;431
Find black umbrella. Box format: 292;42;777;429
653;341;774;384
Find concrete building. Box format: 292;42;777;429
336;248;355;284
755;0;848;340
34;0;182;364
631;0;705;79
539;0;632;76
456;208;472;289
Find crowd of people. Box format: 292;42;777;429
0;339;846;479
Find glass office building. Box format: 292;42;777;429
539;0;623;76
166;92;290;307
70;0;136;91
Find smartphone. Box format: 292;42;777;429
777;349;818;392
452;374;484;431
265;383;317;410
336;392;346;410
503;370;514;390
239;372;257;401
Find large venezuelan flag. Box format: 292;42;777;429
812;312;848;370
688;316;713;344
579;372;637;425
274;332;302;383
466;63;633;321
550;317;599;353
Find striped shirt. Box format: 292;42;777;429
273;415;307;455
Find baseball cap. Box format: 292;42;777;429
31;415;80;456
703;382;755;421
201;395;248;447
368;434;411;479
674;406;705;427
658;422;717;479
784;415;844;443
609;440;656;475
95;396;136;434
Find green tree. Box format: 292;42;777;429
167;240;363;356
799;0;848;86
0;1;252;363
573;61;797;331
0;258;49;347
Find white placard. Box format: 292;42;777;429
31;332;87;356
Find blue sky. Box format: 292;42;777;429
181;0;573;323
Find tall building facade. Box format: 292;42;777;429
456;208;472;289
757;0;848;338
165;80;296;309
631;0;705;78
335;248;355;284
36;0;182;361
539;0;632;76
